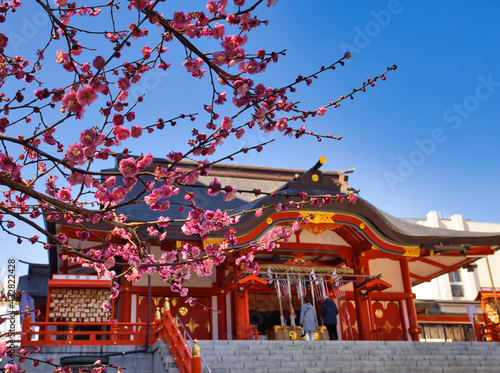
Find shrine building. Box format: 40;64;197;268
41;157;500;342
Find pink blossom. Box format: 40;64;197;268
348;195;358;204
212;51;226;66
137;153;153;170
112;114;124;126
208;178;222;196
119;157;138;177
54;0;67;7
123;176;137;189
131;126;143;138
206;1;218;15
234;0;245;6
55;49;69;64
276;118;288;131
186;24;197;38
173;11;188;29
167;151;183;162
65;143;86;165
4;363;20;373
113;125;130;141
141;46;152;58
223;186;238;201
80;129;98;148
81;62;91;73
92;56;106;70
62;90;83;113
76;85;97;106
104;257;115;269
0;117;9;133
117;77;131;91
213;23;225;39
104;176;116;188
235;128;245;139
317;106;326;116
0;33;8;49
57;187;72;201
221;117;233;130
111;186;127;203
68;172;84;186
129;0;148;10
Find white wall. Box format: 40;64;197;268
414;211;500;300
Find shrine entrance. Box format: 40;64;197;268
137;296;211;340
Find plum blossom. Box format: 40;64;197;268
76;85;97;106
118;157;138;177
57;186;72;201
208;178;222;196
65;143;86;165
317;106;326;116
117;77;131;91
62;90;83;114
223;186;238;201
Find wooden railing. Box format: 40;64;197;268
21;313;155;346
475;321;500;341
154;297;201;373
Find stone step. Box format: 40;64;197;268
196;341;500;373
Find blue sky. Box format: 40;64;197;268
2;1;500;276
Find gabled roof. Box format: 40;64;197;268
101;157;500;286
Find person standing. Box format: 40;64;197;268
300;296;318;341
321;296;339;340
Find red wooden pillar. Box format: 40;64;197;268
217;290;228;340
216;265;228;340
353;253;372;340
400;259;421;341
119;279;132;323
234;287;250;340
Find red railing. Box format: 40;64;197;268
21;314;155;346
154;298;201;373
475;321;500;341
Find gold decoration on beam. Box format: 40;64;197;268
374;309;383;318
299;212;342;235
403;247;420;257
179;307;188;316
203;239;225;249
186;318;199;333
204;320;210;333
300;212;335;224
266;217;273;224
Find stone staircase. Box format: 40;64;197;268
153;340;180;373
196;340;500;373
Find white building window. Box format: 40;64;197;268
448;270;464;298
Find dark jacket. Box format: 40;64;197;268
320;298;339;324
